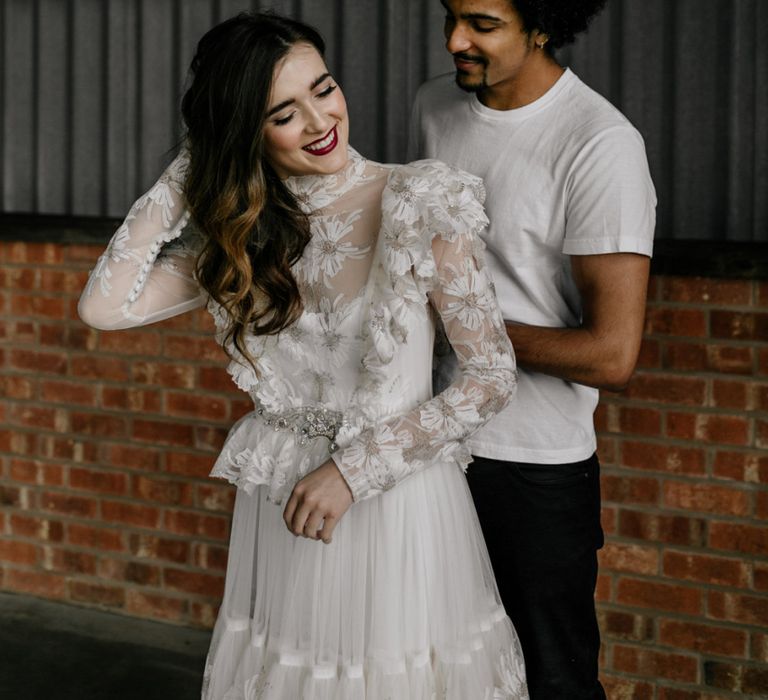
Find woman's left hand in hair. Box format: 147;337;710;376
283;460;353;544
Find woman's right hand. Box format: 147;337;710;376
282;459;354;544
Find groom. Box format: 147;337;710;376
410;1;655;697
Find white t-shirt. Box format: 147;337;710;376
410;68;656;464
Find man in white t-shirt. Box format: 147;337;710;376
410;1;655;697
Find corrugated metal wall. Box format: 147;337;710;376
2;0;766;241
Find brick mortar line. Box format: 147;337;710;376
603;506;766;527
603;535;767;560
0;563;224;598
3;342;186;355
0;506;233;542
0;381;241;399
600;498;768;521
642;330;766;342
2;485;230;509
0;254;98;260
1;489;234;513
0;423;227;446
602;544;768;571
642;681;753;700
0;488;235;517
645;300;763;311
0;544;228;578
0;460;219;484
599;570;765;597
601;481;765;500
603;643;767;668
2;482;234;513
5;532;227;554
0;311;214;325
599;435;768;451
606;372;768;383
3;390;235;402
601;677;746;700
0;441;220;463
0;315;217;329
1;520;219;545
600;463;765;487
597;602;768;630
600;466;765;490
2;405;237;427
1;445;219;463
598;436;768;455
2;400;244;416
608;432;761;450
0;565;226;592
0;371;242;394
599;665;747;694
0;545;227;576
647;406;767;420
604;643;757;667
600;565;768;592
604;571;768;596
0;445;221;461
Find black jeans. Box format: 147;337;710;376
466;453;606;700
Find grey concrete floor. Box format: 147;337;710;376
0;592;211;700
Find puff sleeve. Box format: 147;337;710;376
332;162;517;501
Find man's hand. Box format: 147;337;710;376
283;459;353;544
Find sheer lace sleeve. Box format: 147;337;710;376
332;163;517;501
78;150;205;330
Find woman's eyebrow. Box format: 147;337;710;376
267;72;332;117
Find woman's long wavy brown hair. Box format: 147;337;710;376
181;12;326;367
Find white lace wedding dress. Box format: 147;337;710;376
78;147;528;700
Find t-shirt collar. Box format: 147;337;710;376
469;67;575;122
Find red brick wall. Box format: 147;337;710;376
0;242;247;627
1;241;767;697
596;276;768;698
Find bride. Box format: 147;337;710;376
78;11;528;700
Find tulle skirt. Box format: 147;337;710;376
201;460;528;699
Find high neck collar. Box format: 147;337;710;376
284;146;368;213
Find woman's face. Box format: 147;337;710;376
263;43;349;179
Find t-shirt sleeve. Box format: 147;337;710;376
562;124;656;257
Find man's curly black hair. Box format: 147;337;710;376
510;0;608;51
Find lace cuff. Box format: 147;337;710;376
331;449;379;502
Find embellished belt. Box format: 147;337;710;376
254;399;348;452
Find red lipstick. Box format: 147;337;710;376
302;126;338;156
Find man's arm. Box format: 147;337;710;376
505;252;650;392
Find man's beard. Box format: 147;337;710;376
455;73;487;93
452;53;488;93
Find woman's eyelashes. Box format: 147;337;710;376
271;83;338;127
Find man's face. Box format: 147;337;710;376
441;0;537;93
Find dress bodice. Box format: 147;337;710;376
78;147;517;504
